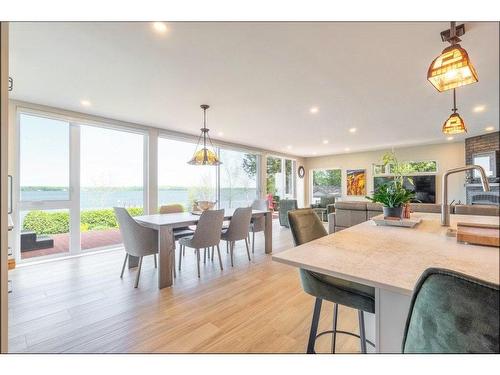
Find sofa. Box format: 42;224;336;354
329;202;499;233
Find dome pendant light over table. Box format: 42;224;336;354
187;105;222;166
427;22;478;92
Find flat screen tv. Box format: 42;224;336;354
373;175;436;204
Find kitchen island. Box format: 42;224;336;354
272;212;499;353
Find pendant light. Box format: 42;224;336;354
187;105;222;166
442;88;467;134
427;22;478;92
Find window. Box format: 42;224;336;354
311;169;341;203
80;125;145;251
219;149;258;209
266;156;296;200
472;152;495;178
158;137;216;211
373;160;437;176
20;114;70;201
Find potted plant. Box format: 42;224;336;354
366;152;416;218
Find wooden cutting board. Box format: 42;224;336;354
457;222;500;247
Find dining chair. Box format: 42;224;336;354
114;207;158;288
221;207;253;267
159;204;194;257
402;267;499;353
249;199;267;254
288;208;375;354
178;209;225;278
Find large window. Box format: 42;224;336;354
266;156;296;201
311;169;341;203
80;125;145;251
158;137;216;211
373;160;437;176
219;149;258;209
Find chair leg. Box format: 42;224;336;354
204;248;207;264
307;298;322;354
120;254;129;278
178;245;183;271
153;253;157;269
332;303;339;354
211;246;214;261
134;256;143;288
244;238;251;261
172;249;176;279
216;244;223;271
226;241;229;254
183;245;185;256
230;241;234;267
252;230;255;254
358;310;367;354
196;249;201;278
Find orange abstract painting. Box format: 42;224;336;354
347;169;366;195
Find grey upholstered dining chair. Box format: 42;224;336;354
221;207;253;267
114;207;158;288
178;209;225;278
288;208;375;354
402;268;499;353
249;199;267;254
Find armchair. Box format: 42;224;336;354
310;195;336;221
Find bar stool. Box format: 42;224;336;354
288;208;376;353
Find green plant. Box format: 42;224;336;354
366;151;416;208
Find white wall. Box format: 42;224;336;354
304;142;466;206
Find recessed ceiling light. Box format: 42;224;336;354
152;22;168;33
349;128;357;133
80;100;91;107
322;139;329;144
312;151;318;156
217;131;224;137
286;145;292;150
485;126;495;132
473;105;486;113
344;147;350;152
310;107;319;114
447;136;454;141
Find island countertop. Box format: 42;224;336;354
272;212;499;296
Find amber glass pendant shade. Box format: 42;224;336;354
428;44;478;92
442;112;467;134
188;105;222;166
187;148;221;166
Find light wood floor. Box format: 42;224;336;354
8;222;361;353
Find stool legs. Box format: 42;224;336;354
358;310;367;353
307;297;322;353
331;303;338;353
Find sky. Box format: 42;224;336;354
20;113;256;188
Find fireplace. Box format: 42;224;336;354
466;183;499;205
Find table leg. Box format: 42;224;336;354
372;288;412;353
264;211;273;254
158;226;174;289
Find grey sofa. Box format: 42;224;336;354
329;202;499;233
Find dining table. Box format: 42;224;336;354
133;208;273;289
272;212;499;353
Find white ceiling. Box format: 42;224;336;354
9;22;499;157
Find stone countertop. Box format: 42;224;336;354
273;213;499;295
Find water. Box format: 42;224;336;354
21;187;258;210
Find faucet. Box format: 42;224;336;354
441;165;490;226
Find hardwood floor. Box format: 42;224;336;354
8;221;361;353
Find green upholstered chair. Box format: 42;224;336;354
402;268;499;353
288;209;375;353
279;199;298;228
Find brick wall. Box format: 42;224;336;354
465;131;500;180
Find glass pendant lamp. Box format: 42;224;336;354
187;105;222;166
428;22;478;92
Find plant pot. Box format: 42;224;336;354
383;206;403;219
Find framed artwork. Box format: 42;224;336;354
347;169;366;195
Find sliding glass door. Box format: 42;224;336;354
18;113;75;260
80;125;145;251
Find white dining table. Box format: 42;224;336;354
133;209;273;289
272;212;499;353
